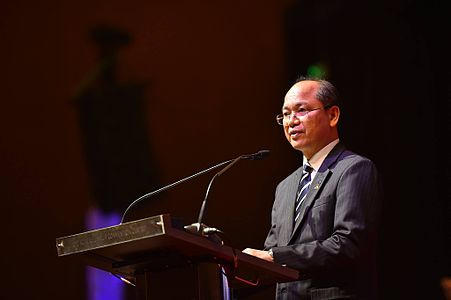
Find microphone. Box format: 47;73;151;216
241;149;270;161
120;150;270;224
184;150;270;236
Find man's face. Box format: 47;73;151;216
281;81;335;158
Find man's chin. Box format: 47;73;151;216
290;141;304;152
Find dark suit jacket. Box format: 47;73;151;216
265;143;381;300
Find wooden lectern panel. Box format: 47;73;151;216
56;214;299;288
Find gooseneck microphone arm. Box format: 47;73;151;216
120;158;234;223
186;150;270;235
196;156;242;225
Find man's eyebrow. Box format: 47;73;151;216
282;102;304;111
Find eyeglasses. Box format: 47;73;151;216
276;104;334;126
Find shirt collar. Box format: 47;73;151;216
303;139;340;171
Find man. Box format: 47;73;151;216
243;78;381;299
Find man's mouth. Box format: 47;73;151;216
289;129;303;139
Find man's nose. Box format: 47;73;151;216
287;114;300;126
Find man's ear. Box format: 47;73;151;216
329;106;340;127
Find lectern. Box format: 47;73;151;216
56;214;299;299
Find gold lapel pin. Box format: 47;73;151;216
313;181;322;190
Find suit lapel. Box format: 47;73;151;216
279;167;302;246
290;170;329;237
289;142;347;242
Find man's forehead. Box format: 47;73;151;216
283;81;319;108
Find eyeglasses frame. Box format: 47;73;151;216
276;103;335;126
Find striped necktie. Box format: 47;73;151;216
294;164;313;223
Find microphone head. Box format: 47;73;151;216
243;149;270;160
255;149;270;159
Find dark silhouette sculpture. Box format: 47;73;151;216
75;25;158;213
